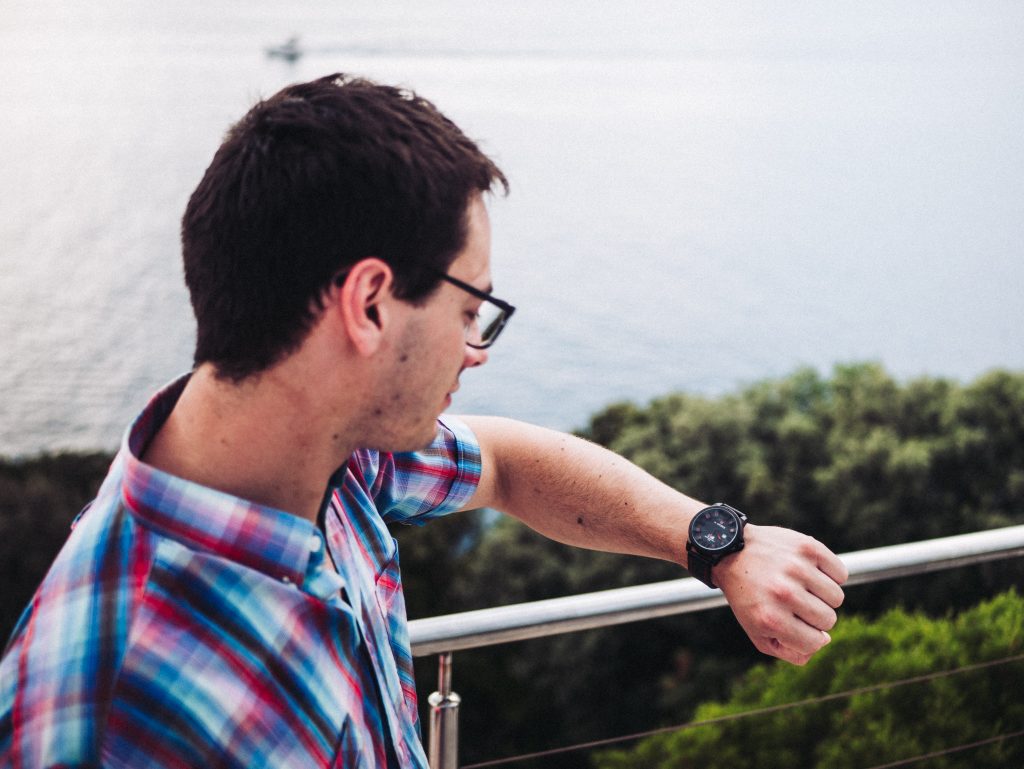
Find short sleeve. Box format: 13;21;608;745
361;416;482;525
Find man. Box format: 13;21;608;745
0;74;847;768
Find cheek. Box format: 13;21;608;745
409;309;466;372
445;318;468;357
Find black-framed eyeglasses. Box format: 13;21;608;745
434;271;516;349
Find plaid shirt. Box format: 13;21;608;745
0;375;481;768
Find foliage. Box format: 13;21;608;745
579;364;1024;552
576;363;1024;619
593;590;1024;769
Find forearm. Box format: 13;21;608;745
459;414;849;666
460;415;704;565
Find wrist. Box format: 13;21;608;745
710;522;757;587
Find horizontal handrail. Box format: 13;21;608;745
409;524;1024;657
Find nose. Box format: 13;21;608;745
463;344;489;368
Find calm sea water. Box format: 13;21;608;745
2;0;1022;457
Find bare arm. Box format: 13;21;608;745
458;415;848;665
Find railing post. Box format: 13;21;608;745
428;651;461;769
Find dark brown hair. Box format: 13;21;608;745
182;73;507;381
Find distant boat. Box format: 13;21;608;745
266;36;302;63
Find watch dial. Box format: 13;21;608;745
691;507;739;551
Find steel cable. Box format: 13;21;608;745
460;652;1024;769
859;729;1024;769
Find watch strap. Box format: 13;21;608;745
685;543;719;589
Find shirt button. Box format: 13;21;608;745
309;535;322;553
281;575;292;584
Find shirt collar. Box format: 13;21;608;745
119;373;326;590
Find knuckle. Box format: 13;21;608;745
783;565;804;584
770;581;796;605
754;608;783;635
797;535;822;560
770;581;794;606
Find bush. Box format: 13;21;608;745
594;590;1024;769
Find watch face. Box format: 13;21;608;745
690;506;741;552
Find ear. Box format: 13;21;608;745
334;258;394;356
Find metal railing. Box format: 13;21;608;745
408;524;1024;768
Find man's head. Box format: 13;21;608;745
182;73;507;381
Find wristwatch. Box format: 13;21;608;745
686;503;748;589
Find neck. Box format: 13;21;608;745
143;363;357;523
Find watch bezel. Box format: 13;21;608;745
688;504;744;554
